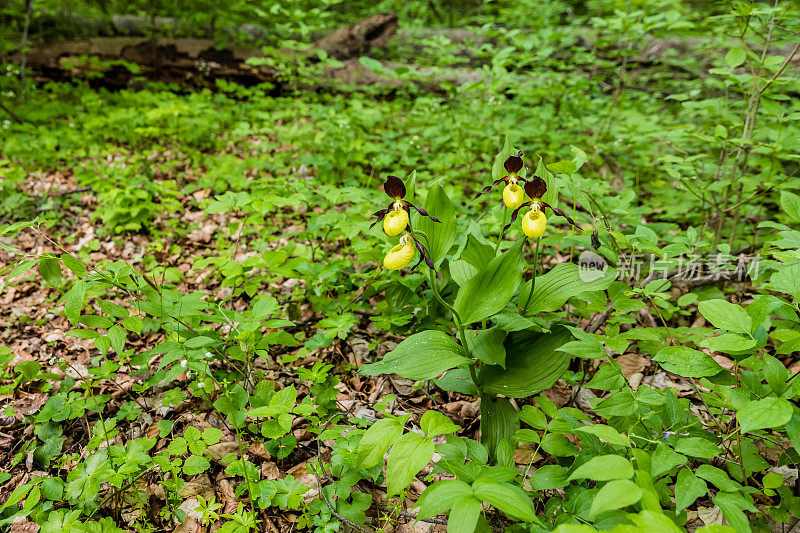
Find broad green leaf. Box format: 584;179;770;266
725;47;746;68
472;479;536;521
653;346;723;377
386;432;434;497
589;479;642;518
78;315;114;329
185;336;217;349
540;433;578;457
768;262;800;300
358;331;470;381
737;396;792;433
466;327;506;367
697;300;752;334
447;495;481;533
574;425;631;447
534;156;559;208
479;325;572;398
675;437;721;459
420;410;460;438
675;469;707;512
568;455;633;481
61;254;87;277
479;396;519;460
651;442;687;477
520;263;615;315
699;334;756;353
454;241;524;325
39;256;61;287
530;464;569;490
416;184;457;265
182;455;210;475
416;479;473;520
357;417;404;469
64;280;86;325
780;191;800;222
696;464;742;492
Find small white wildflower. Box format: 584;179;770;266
180;360;187;368
197;381;205;389
204;352;212;358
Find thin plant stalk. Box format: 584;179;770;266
521;237;540;313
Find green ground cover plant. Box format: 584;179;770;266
1;0;800;531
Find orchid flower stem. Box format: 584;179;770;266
427;267;480;393
521;237;540;314
495;206;508;253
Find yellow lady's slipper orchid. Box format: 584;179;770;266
474;152;527;206
383;206;409;236
503;176;577;237
371;176;440;235
522;208;547;238
383;234;415;270
502;180;525;209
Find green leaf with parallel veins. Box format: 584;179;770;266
479;325;572;398
589;479;642;518
64;280;86;325
653;346;723;377
416;184;457;265
737;396;793;434
520;263;616;315
358;331;470;381
454;241;524;325
61;254;87;277
39;256;61;287
479;396;519;461
467;327;506;367
568;455;633;481
386;432;435;497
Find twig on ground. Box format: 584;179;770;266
311;462;371;533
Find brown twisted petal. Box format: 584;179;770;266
406;201;440;223
369;207;391;229
504;152;524;174
541;201;577;227
383;175;406;199
412;238;440;277
502;201;533;235
525;176;547;199
473;178;506;200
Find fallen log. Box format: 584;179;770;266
13;14;399;89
